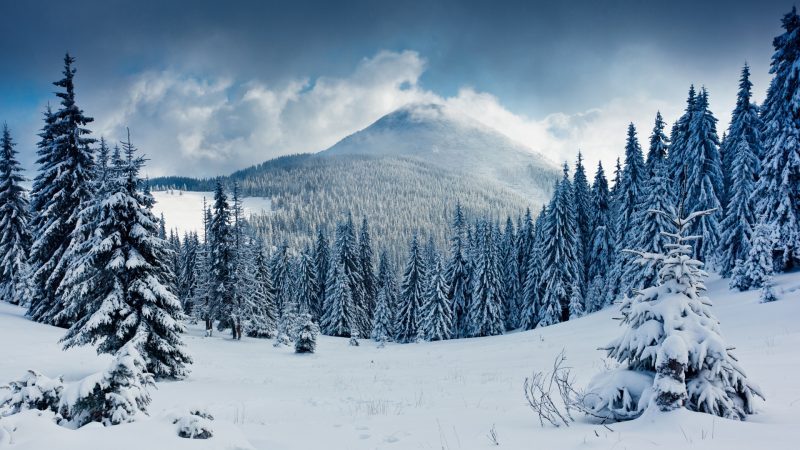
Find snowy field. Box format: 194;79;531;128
1;272;798;450
152;190;272;236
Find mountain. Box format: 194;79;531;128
322;103;558;203
152;104;559;263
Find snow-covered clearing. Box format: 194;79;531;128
1;272;799;449
152;190;271;236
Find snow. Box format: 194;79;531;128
151;190;271;236
0;272;799;449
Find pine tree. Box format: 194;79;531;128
28;54;96;326
177;231;199;315
520;205;546;329
0;124;32;305
468;222;505;336
244;236;277;338
585;162;615;312
608;124;646;299
294;313;319;354
597;207;762;420
538;165;581;326
752;7;800;270
419;258;452;341
312;228;330;322
621;160;676;294
719;65;763;277
500;217;521;329
572;152;592;285
370;260;397;345
357;217;376;336
646;111;670;178
209;180;236;334
682;89;724;263
60;131;191;379
396;234;426;343
321;260;355;336
445;202;471;338
321;215;363;337
730;220;776;291
667;86;697;189
295;249;319;317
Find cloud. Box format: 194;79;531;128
96;49;691;178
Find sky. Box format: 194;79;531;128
0;0;794;177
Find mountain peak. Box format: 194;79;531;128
321;103;558;201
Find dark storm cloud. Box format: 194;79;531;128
0;0;794;175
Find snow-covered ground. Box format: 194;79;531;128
1;272;798;449
152;190;272;236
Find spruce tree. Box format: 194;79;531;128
667;86;697;189
0;124;32;305
313;228;330;321
719;64;763;277
244;236;278;338
621;159;676;294
419;258;453;341
520;205;546;329
445;202;471;338
371;278;395;345
321;260;355;336
682;89;724;263
468;222;505;336
752;7;800;270
294;313;319;354
585;162;615;312
538;165;581;326
60;131;191;379
597;207;762;420
396;234;426;343
357;217;376;335
295;249;319;317
730;220;776;291
209;180;236;334
28;54;96;326
646;111;670;178
608;124;647;299
572;152;592;285
500;217;521;329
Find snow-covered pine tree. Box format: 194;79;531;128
193;200;215;334
467;222;505;336
608;124;647;299
646;111;670;178
321;259;355;336
667;86;697;189
295;248;319;317
178;231;199;315
0;124;32;305
325;214;364;336
419;257;452;341
244;235;278;337
567;280;584;319
313;228;330;322
520;205;546;329
572;152;592;286
28;54;96;326
67;341;155;427
371;264;395;345
209;180;237;335
538;165;581;326
730;220;776;291
60;131;191;379
621;158;676;294
719;65;763;277
270;241;291;318
752;7;800;270
445;202;471;338
357;217;376;336
682;88;724;264
595;207;762;420
294;313;319;354
500;217;521;330
376;250;398;318
585;162;615;312
396;233;426;343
